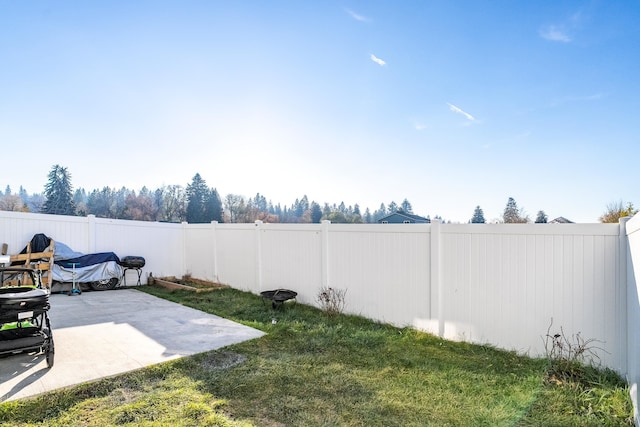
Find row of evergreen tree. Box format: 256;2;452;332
0;165;437;224
11;165;633;224
470;198;550;224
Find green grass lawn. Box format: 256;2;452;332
0;286;633;426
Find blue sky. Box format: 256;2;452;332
1;1;638;223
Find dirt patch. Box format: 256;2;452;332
199;350;246;370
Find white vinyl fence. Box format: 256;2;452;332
1;210;639;422
186;220;626;369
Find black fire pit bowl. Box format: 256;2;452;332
260;289;297;309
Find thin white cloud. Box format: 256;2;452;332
569;10;585;25
370;54;386;66
540;25;571;42
550;92;608;107
573;92;606;101
345;8;369;22
539;7;592;43
447;103;475;121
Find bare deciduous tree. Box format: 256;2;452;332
599;200;637;223
0;194;27;212
224;194;246;223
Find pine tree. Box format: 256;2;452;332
400;199;413;214
292;198;302;218
87;187;115;218
19;186;28;204
503;197;527;223
113;187;131;219
471;206;485;223
535;210;548;223
310;202;323;223
204;188;223;222
185;173;209;223
373;203;387;222
253;193;267;212
364;208;372;223
41;165;76;215
300;195;309;213
73;188;86;205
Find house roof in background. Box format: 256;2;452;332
550;216;574;224
378;211;430;222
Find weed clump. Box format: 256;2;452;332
543;318;605;386
316;286;347;317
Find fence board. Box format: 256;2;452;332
328;225;431;326
260;224;323;303
215;224;257;292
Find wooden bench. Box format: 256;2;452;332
8;240;55;289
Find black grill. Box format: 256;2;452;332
120;256;145;268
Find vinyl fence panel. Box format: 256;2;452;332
214;224;258;292
93;218;185;280
0;211;90;254
438;224;623;370
327;224;431;327
259;223;323;304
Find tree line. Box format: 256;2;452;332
471;197;637;224
0;165;636;224
0;165;424;224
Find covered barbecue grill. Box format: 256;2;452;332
120;256;145;286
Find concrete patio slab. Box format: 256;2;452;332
0;288;265;402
